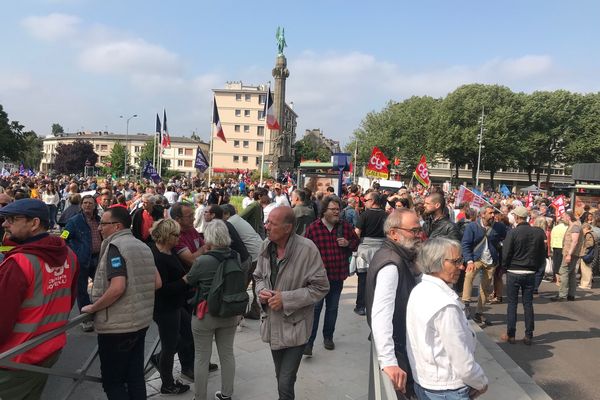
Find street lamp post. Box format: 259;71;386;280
120;114;138;177
475;107;485;189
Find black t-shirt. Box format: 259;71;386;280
106;244;127;280
356;208;387;238
151;244;188;312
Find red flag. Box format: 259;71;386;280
264;87;280;130
213;98;226;143
365;147;390;179
161;109;171;148
394;157;400;166
526;191;534;208
551;195;566;218
413;155;431;187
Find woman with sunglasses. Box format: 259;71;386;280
406;238;488;400
149;219;194;395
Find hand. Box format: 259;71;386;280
267;290;283;311
382;366;407;393
466;262;475;273
337;237;349;247
565;254;572;264
258;289;274;304
469;384;488;399
81;305;94;313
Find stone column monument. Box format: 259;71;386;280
270;27;294;174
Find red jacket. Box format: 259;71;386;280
0;234;79;365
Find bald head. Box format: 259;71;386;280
266;206;295;246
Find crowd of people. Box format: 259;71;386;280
0;172;599;400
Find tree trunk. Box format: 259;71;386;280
490;170;495;189
527;168;533;183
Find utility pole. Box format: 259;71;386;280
475;106;485;188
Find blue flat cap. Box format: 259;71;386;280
0;198;49;224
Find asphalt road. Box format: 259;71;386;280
479;279;600;400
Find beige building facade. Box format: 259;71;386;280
40;132;209;175
212;81;297;172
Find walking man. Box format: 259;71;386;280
254;207;329;400
500;206;546;345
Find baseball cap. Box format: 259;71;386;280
0;198;49;224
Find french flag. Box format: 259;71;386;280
213;98;226;142
264;87;280;130
161;109;171;148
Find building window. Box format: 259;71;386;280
259;94;266;104
233;156;239;163
185;148;193;156
178;148;184;155
178;160;184;167
235;125;240;132
184;160;193;167
95;144;100;150
244;125;250;133
235;109;241;117
245;94;251;101
234;140;240;148
242;156;248;163
258;110;265;120
236;93;242;101
256;157;261;166
256;141;263;151
243;141;249;148
134;146;140;153
257;126;264;136
244;110;251;117
100;144;108;151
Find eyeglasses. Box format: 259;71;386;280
445;257;464;266
99;221;119;226
4;215;28;224
395;226;423;235
365;198;373;203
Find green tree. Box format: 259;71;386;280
53;140;98;174
293;136;332;167
139;139;170;176
21;131;43;170
51;123;64;135
0;105;26;162
563;92;600;166
105;141;126;176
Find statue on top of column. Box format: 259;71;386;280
276;26;287;56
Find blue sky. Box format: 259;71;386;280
2;0;599;146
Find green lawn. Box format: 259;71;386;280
229;195;244;213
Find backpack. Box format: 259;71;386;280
206;251;249;318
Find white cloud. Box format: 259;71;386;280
79;39;182;76
21;13;81;41
0;71;33;92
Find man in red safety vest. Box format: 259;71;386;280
0;198;79;400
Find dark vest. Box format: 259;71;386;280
365;239;418;380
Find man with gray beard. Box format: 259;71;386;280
365;209;423;399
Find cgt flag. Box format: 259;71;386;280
413;155;431;187
551;195;566;218
365;146;390;179
213;98;226;142
264;87;280;130
194;146;209;172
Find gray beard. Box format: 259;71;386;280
397;235;422;252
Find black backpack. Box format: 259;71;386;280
206;251;249;318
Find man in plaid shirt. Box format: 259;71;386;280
303;196;359;356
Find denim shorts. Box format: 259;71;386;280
414;383;470;400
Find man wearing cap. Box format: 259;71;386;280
500;206;546;345
0;199;79;399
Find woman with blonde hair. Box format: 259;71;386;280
149;219;194;395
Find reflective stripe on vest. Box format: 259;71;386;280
0;250;76;365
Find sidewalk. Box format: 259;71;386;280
146;275;551;400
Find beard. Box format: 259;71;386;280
397;235;422;252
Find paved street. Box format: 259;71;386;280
480;279;600;400
39;275;560;400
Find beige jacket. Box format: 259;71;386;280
254;234;329;350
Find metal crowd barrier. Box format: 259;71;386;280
369;339;402;400
0;313;161;400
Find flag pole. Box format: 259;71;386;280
259;82;270;187
208;97;215;187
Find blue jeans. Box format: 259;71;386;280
308;279;343;345
415;383;470;400
506;272;535;338
77;254;98;311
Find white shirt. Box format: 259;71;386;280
275;194;290;207
227;214;264;262
242;196;254;209
164;191;178;205
263;202;277;224
406;274;488;391
371;264;400;368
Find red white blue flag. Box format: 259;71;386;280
213;98;226;143
264;87;280;130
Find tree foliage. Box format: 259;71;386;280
51;123;64;135
22;131;43;169
105;141;126;177
0;105;26;162
293;136;332;167
139;139;170;176
350;84;600;185
54;140;98;175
